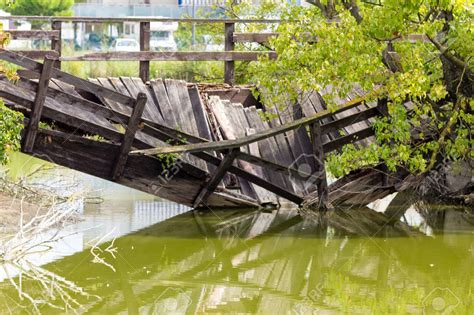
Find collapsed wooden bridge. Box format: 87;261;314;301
0;50;402;209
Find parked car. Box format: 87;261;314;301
110;38;140;52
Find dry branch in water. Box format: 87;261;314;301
0;196;99;313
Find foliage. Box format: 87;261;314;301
251;0;473;177
0;29;23;165
0;0;74;16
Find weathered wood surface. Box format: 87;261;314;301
2;16;281;23
1;48;390;208
8;30;60;40
131;90;376;156
22;56;54;153
0;49;135;107
233;32;278;43
112;93;147;180
60;51;278;62
31;129;258;208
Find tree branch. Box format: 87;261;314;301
426;35;471;71
342;0;363;23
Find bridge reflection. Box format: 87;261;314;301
1;204;472;314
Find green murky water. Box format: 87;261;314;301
0;154;473;314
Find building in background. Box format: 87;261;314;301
73;0;231;18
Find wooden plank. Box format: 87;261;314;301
245;128;278;205
0;80;123;143
164;79;208;171
9;30;60;40
129;77;165;124
10;50;59;59
51;21;62;68
310;123;329;207
133;122;303;204
224;23;235;85
131;90;375;155
193;148;240;208
244;107;294;192
94;78;132;115
0;49;135;107
0;16;282;23
51;79;82;98
188;84;217;173
320;106;379;135
112;93;147;180
59;51;277;61
149;79;178;128
22;56;55;153
31;129;255;208
233;32;278;43
139;21;150;82
322;126;375;153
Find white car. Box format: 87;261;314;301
110;38;140;52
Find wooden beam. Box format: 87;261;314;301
142;125;304;204
139;21;150;82
322;126;375;153
10;50;59;60
0;49;136;107
51;21;62;68
22;56;55;153
59;51;277;62
224;22;235;85
8;30;60;40
310;123;329;209
193;148;240;208
0;16;282;23
111;92;147;180
130;90;380;156
233;32;278;43
320;106;379;135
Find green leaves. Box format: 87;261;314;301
0;100;23;165
251;0;473;178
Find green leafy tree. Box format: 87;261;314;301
1;0;74;16
251;0;473;177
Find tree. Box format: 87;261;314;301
1;0;74;16
251;0;473;179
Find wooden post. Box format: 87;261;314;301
224;22;235;85
139;21;151;82
310;123;329;209
22;56;55;153
193;148;240;208
51;21;62;69
112;92;147;180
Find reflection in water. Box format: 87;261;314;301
1;205;471;314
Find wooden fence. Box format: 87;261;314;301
2;16;280;84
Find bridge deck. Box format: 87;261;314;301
0;49;397;209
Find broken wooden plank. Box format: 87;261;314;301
193;148;240;208
130;89;380;156
112;92;148;180
22;56;55;153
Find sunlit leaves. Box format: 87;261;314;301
251;0;473;177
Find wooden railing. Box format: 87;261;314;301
1;16;280;84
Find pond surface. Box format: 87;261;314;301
0;154;473;314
